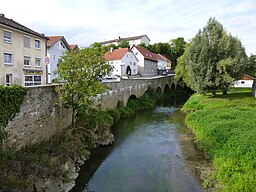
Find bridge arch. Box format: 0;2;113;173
97;75;175;110
164;84;170;93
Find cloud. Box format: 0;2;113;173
1;0;255;54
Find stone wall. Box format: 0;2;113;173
5;85;72;150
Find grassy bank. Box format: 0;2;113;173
182;88;256;191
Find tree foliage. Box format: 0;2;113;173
0;85;27;146
138;37;186;70
118;40;130;48
177;17;247;95
245;54;256;77
56;47;111;127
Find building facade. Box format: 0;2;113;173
0;14;48;86
131;46;158;76
46;36;70;83
99;35;150;47
104;48;138;77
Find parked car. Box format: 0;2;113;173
161;71;167;76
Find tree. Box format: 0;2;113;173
184;17;247;95
138;38;186;70
56;47;111;127
118;40;130;48
175;43;191;86
246;54;256;77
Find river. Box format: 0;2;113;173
70;105;203;192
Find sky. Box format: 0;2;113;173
1;0;256;55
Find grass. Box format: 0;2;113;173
182;88;256;191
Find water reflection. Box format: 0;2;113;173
70;105;202;192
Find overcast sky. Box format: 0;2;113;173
1;0;255;55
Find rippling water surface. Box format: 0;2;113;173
71;106;203;192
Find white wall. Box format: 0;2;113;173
233;80;253;88
47;41;69;83
157;60;167;70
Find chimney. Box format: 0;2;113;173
110;47;113;52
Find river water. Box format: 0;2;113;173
70;106;203;192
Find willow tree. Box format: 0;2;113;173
185;17;247;95
56;46;111;127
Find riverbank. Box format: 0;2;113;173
182;88;256;191
0;89;157;192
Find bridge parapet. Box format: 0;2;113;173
95;75;175;110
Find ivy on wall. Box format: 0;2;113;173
0;85;27;146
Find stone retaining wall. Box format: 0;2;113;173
5;85;72;150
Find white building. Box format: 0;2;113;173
233;74;255;88
46;36;70;83
104;48;138;77
99;35;150;47
131;46;158;76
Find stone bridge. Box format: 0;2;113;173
95;75;176;110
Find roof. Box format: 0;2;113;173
104;48;130;60
70;44;79;50
0;14;48;40
158;54;171;62
99;35;150;45
47;36;71;51
133;46;158;62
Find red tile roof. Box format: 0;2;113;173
134;46;158;62
158;54;171;62
69;44;79;50
104;48;129;60
47;36;71;51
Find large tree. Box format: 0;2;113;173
246;54;256;77
56;46;111;127
184;17;247;95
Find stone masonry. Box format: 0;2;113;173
4;75;175;150
5;85;72;150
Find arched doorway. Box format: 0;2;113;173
126;66;131;76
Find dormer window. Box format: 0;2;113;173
3;30;12;43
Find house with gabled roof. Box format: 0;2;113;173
131;46;158;76
99;35;150;47
69;44;79;51
152;53;172;74
104;48;138;77
0;13;48;86
46;36;71;83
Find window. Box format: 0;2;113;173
23;36;30;48
4;53;12;64
133;69;136;73
134;62;136;66
25;75;42;86
6;74;12;86
3;30;12;43
53;55;56;60
57;59;62;66
35;58;41;67
35;40;40;49
24;56;30;66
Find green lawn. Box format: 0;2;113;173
182;88;256;192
